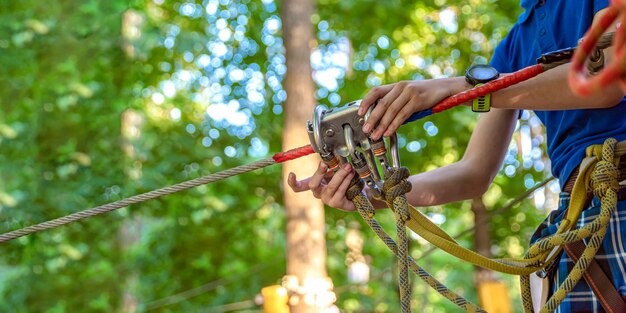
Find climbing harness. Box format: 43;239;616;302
0;27;619;312
569;0;626;96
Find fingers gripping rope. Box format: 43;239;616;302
406;64;546;123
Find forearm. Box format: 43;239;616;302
367;160;486;209
492;62;624;110
442;61;623;112
404;161;488;206
403;108;518;207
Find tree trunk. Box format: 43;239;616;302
471;196;493;284
281;0;334;311
472;197;513;313
118;12;145;312
118;110;144;313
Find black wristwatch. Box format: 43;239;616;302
465;64;500;112
465;64;500;85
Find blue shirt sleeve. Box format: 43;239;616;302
490;31;523;118
593;0;609;15
489;37;512;73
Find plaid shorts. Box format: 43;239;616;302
530;193;626;313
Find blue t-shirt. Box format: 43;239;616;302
490;0;626;189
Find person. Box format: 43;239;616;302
288;0;626;312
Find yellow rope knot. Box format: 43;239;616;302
527;137;622;313
590;138;619;198
382;167;412;199
591;160;619;198
382;167;412;221
344;137;624;313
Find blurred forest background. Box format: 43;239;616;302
0;0;558;312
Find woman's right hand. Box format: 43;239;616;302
287;162;357;212
358;77;470;140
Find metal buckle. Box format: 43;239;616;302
307;100;401;198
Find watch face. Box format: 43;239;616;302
469;65;498;81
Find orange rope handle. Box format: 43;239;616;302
569;2;626;96
272;145;315;163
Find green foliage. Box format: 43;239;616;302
0;0;552;312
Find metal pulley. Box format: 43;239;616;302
306;100;400;198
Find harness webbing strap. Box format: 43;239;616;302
563;241;626;313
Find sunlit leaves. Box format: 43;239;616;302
0;0;553;311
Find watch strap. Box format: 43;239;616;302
471;83;491;113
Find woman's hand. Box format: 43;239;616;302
358;77;470;140
287;162;357;212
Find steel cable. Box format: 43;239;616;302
0;158;276;243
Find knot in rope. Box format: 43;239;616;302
382;167;412;221
591;138;619;198
346;177;375;218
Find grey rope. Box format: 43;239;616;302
596;31;615;50
0;158;276;243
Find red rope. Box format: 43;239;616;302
276;66;546;163
432;64;546;114
569;2;626;96
277;63;547;163
272;145;315;163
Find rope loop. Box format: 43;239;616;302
346;177;365;202
591;138;620;198
346;177;375;218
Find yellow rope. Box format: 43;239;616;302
350;138;623;312
382;168;412;313
346;177;486;312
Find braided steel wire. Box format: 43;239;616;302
0;158;276;243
